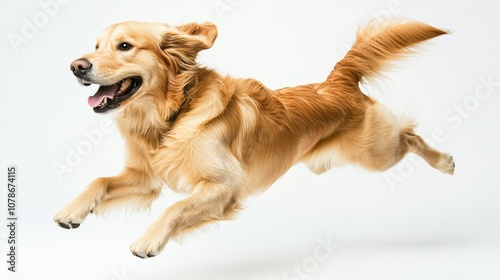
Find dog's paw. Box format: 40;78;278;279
54;202;93;229
435;153;455;175
129;228;168;259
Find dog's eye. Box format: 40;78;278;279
118;42;133;51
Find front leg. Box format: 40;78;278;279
54;168;160;229
129;182;240;258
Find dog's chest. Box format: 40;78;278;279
150;145;198;194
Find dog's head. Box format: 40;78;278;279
70;21;217;113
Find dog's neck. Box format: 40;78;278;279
116;67;228;153
167;87;191;123
116;74;198;148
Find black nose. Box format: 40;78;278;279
70;58;92;78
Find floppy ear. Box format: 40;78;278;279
162;22;218;55
177;22;218;50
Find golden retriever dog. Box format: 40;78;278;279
55;19;455;258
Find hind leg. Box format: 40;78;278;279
355;103;455;174
303;102;454;175
312;102;454;175
355;115;456;175
402;131;455;174
351;125;455;175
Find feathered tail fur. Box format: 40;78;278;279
328;20;448;86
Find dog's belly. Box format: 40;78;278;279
302;144;347;175
167;175;194;194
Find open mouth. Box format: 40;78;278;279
86;77;142;113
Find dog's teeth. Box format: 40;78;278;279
119;79;132;92
100;97;107;107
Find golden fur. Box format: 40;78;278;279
55;19;455;258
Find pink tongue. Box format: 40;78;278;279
88;85;118;107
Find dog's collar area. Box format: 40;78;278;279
168;88;190;123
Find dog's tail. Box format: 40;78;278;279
326;19;448;87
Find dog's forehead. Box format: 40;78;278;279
97;22;135;42
97;22;175;44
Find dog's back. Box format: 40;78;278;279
234;21;453;193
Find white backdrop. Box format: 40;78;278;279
1;0;500;279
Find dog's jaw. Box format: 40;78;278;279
87;77;143;113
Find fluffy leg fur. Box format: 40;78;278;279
54;168;161;228
129;182;240;258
